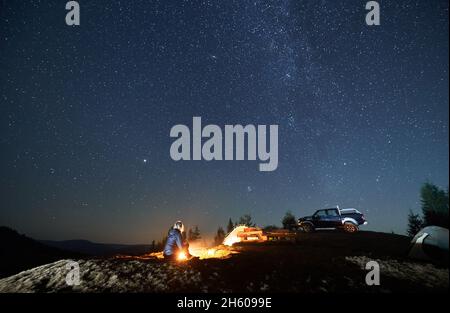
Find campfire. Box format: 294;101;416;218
177;251;188;261
116;226;278;262
115;243;237;262
177;225;269;260
187;243;237;260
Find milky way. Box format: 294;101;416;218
0;0;448;243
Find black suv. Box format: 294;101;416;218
298;208;367;233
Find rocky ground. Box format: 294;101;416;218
0;231;448;293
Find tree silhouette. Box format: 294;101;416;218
226;218;234;233
237;214;255;227
420;182;449;228
188;226;201;241
407;210;423;237
282;211;297;230
214;227;226;245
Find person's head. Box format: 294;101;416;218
173;221;184;233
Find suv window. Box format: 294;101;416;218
314;210;327;217
326;209;339;216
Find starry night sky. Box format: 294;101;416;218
0;0;448;244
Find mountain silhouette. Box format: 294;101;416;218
40;239;152;256
0;226;84;278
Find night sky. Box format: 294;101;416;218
1;0;448;244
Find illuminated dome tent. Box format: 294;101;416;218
223;226;268;246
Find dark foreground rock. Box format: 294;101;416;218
0;232;448;293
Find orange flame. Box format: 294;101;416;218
177;251;188;261
187;241;237;259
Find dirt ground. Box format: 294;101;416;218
183;231;448;293
0;231;447;293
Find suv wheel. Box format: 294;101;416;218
302;223;314;233
343;222;358;233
